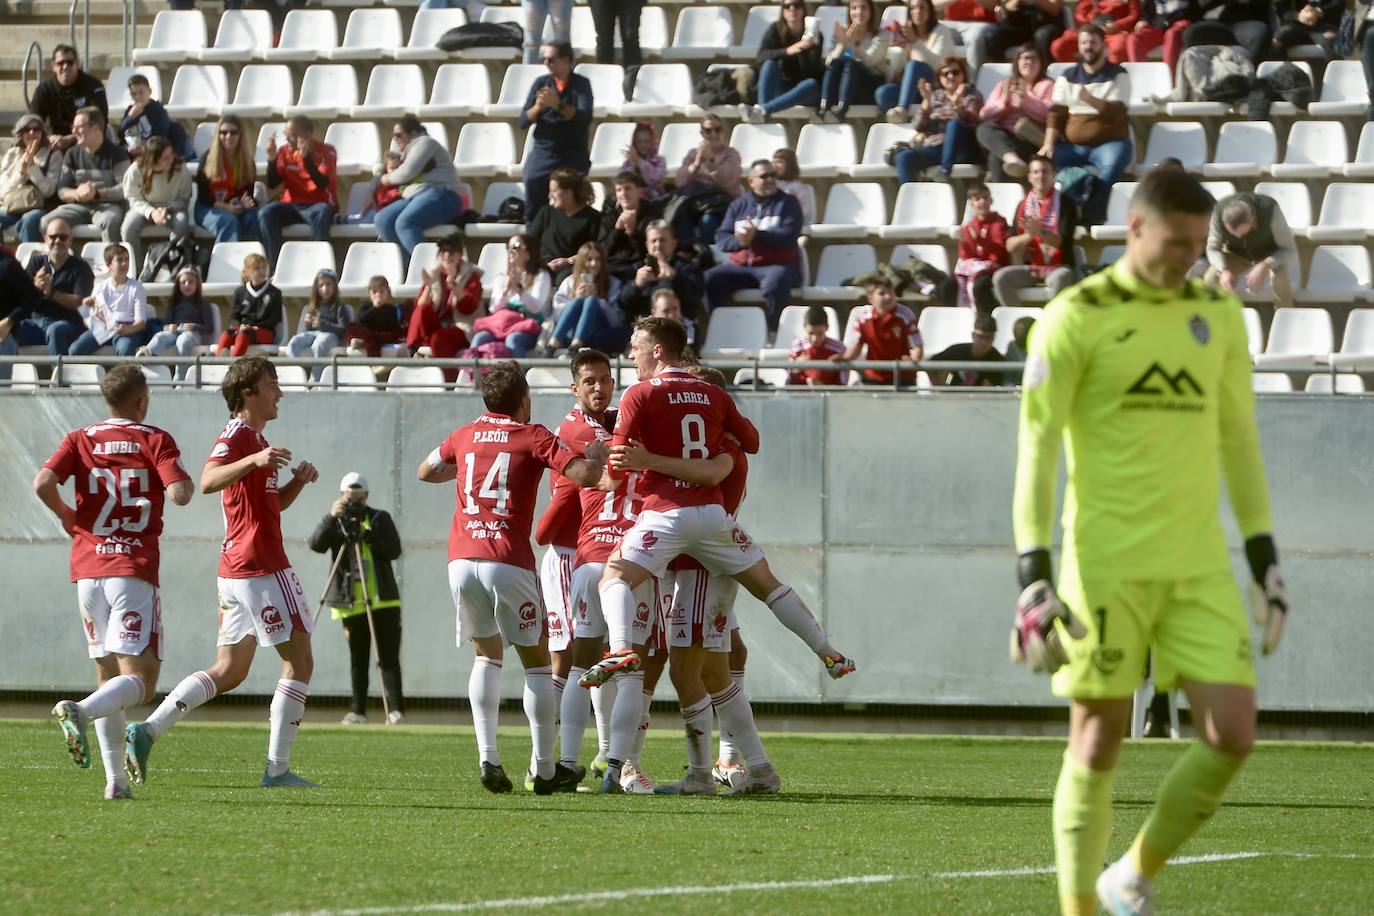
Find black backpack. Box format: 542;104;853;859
436;22;522;51
139;237;209;284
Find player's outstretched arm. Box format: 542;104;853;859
32;468;76;535
202;446;292;494
418;447;457;484
277;461;319;510
610;439;734;486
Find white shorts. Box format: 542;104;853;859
449;559;545;648
569;561;657;643
540;546;576;653
77;577;163;660
216;567;314;648
666;567;737;652
617;506;765;580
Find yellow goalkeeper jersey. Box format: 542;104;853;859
1013;260;1274;580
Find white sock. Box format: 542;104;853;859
560;666;592;765
266;679;309;777
599;579;635;651
628;687;652;766
719;669;745;764
607;670;644;772
766;586;836;657
524;666;556;780
710;681;769;770
144;670;217;740
469;657;502;767
94;712;128;788
79;674;145;720
680;696;712;773
591;677;617;756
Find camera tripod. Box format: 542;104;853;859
314;519;395;720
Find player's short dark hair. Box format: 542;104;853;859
686;365;728;388
1130;168;1216;220
570;348;611;380
101;364;147;409
635;316;688;360
479;361;529;415
222;356;276;415
805;306;829;327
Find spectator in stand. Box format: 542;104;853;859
618;220;706;335
406;234;483;367
601;170;663;281
994;155;1079;308
45;107;129;245
217;252;283;357
547;240;623;353
877;0;957;122
258;115;338;268
936;0;999;72
955;183;1011;313
1052;0;1139;61
528;167;604;283
1126;0;1197;72
15;217;92;355
520;41;594;219
976;44;1055;180
1360;5;1374;121
522;0;573;64
1003;314;1035;384
1041;25;1133;226
0;114;63;243
1182;0;1273;64
375;117;462;270
1204;192;1298;310
287;269;354;380
835;278;924;385
788;305;847;385
744;0;825;124
120;136;192;270
472;232;552;357
893;58;984;182
622;122;667;198
818;0;890;123
0;245;42;382
928;313;1007;386
649;287;697;347
347;276;412;357
118;73;193;160
590;0;645;69
1273;0;1342;59
70;243;158;356
195;115;259;244
28;45;107;153
672;114;742;247
975;0;1066;71
705;160;804;330
766;149;816;230
139;265;216;372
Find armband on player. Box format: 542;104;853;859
1010;548;1087;675
427;448;453;471
1245;534;1288;656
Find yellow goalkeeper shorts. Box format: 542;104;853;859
1050;568;1256;700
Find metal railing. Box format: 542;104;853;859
21;41;43;110
68;0;91;70
65;0;136;68
120;0;136;68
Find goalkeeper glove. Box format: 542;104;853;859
1245;534;1288;656
1010;549;1088;675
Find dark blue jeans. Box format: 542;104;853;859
894;121;978;181
551;297;612;346
1363;29;1374;120
757;58;822;116
820;56;884;111
70;319;161;356
469;329;538;358
15;315;84;355
873;60;937;112
257;201;334;268
0;208;43;242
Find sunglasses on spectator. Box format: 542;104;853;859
21;124;42;133
540;56;558;64
47;233;70;241
218;128;240;137
940;68;962;78
508;242;524;251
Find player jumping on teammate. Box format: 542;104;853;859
127;356;323;789
1010;168;1289;915
37;366;194;799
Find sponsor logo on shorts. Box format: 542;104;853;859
518;601;539;630
547;609;564;633
83;619;97;642
119;610;143;640
640;532;659;550
1089;646;1124;675
712;614;727;633
731;527;753;552
577;599;588;621
638;602;655;624
261;605;285;636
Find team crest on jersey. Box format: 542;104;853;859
121;611;142;633
1190;314;1210;345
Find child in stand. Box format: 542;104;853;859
286;268;353;380
361;152;404;221
71;244;156;356
347;275;412;357
955;183;1010;314
621;122;667;199
787;305;846;386
140;264;216;375
649;288;697;348
217;252;282;356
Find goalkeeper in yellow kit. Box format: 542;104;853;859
1011;168;1291;916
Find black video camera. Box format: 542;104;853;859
339;500;367;542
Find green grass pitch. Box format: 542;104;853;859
2;720;1370;915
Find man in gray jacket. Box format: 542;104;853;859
43;107;129;244
1204;192;1298;310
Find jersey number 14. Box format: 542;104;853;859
462;452;511;517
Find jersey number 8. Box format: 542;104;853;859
681;414;708;459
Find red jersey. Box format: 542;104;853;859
273;141;338;209
43;418;189;586
844;303;924;384
207;419;291;578
788;335;846;386
612;368;760;514
573;408;642;565
943;0;997;22
668;439;748;573
437;412;577;570
535;407;610;549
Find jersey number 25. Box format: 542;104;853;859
88;468;152;535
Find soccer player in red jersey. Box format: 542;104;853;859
35;366;194;799
127;356;323;789
585;317;857;795
418;361;610;795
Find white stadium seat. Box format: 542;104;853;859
467;182;527;239
354;65;426;119
253;121;286;173
663;6;734;61
575;64;627;117
476;243;508;297
59;364;105;389
79;241;135;278
1308;183;1374;244
1251;372;1293;393
324;122;381;176
879;183;957;240
701;307;768;356
730;6;781;60
1329;308;1374;371
319;364;378;390
133;11;206;64
1253;182;1312;238
1203;122;1276;179
1243;308;1264;357
423;64;492;118
1121;62;1171;115
658;123;703;173
1343;122;1374;179
809;183;886;239
275;365;310;391
265;10;338;62
1297;245;1371;305
396;241;438;299
340;243;404;298
974;63;1011;103
1254;308;1334;370
198;9;272;63
1309;60;1369;118
387;365;447;392
469;6;523;60
775;305;840;346
990;306;1043;353
273;242;336;297
728;123;790;168
588;122;638;178
796;124;857;179
329;8;403;61
190;121;216;161
222;65;292;119
802;244;876;301
733;367;790;387
1270;121;1347;179
1140;121;1207;172
814;5;848;52
621;64;694;118
202;242;265;297
1305;373;1364;394
961;182;1024;226
290;65;358;119
1090;182;1138;241
891;243;950;275
454;122;517;179
487;64;546;118
164;65;228;120
851;124;912;179
396;8;469;62
106;67;161;112
184;363;229;389
916;307;974;355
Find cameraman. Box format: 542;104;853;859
308;473;405;725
